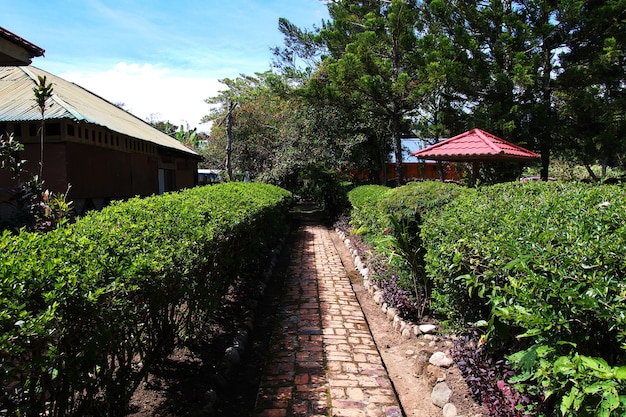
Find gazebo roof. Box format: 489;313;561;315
412;128;540;162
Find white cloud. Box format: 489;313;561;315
59;62;224;132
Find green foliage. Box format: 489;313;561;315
0;132;73;233
0;132;25;178
381;182;468;317
203;71;362;189
0;182;291;416
347;182;466;319
423;181;626;415
346;184;390;235
317;0;427;185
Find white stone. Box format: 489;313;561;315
429;351;454;368
386;307;399;321
419;324;437;334
399;320;407;332
204;389;217;404
442;403;458;417
373;291;384;304
431;382;452;408
401;327;413;338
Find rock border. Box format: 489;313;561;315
336;228;483;417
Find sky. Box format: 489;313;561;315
6;0;329;132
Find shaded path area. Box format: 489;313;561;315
254;208;402;417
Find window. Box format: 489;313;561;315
47;123;61;136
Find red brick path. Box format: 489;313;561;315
255;224;403;417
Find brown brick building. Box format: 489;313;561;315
0;65;200;213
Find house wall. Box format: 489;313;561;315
0;119;198;213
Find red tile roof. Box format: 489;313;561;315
412;128;540;162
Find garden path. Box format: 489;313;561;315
254;209;402;417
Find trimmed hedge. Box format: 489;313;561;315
422;181;626;416
347;182;467;319
346;184;390;236
348;180;626;415
0;182;292;416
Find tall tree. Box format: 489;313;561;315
203;71;362;186
428;0;569;180
556;0;626;178
312;0;428;185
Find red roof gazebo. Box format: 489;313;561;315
412;128;540;185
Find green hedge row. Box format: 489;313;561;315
348;181;626;416
423;181;626;416
0;182;292;416
346;184;390;235
347;182;468;319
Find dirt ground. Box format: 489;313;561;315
126;215;487;417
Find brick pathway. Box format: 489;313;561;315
255;223;403;417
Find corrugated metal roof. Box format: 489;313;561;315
412;128;540;162
389;138;432;163
0;66;198;157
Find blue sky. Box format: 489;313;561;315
6;0;329;131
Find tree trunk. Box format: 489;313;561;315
225;101;236;181
392;113;404;186
584;163;599;182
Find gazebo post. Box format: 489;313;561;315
471;160;480;187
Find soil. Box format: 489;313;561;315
126;209;488;417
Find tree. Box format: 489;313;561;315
33;75;53;181
555;0;626;178
271;17;326;80
146;114;178;136
0;133;25;180
312;0;428;185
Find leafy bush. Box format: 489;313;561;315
453;326;535;417
0;182;291;416
347;184;390;235
423;181;626;416
347;182;466;320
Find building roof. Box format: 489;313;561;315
0;66;198;157
0;27;45;66
389;138;431;163
412;128;540;162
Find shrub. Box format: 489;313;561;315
0;182;292;416
347;184;390;235
423;181;626;415
347;182;467;320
